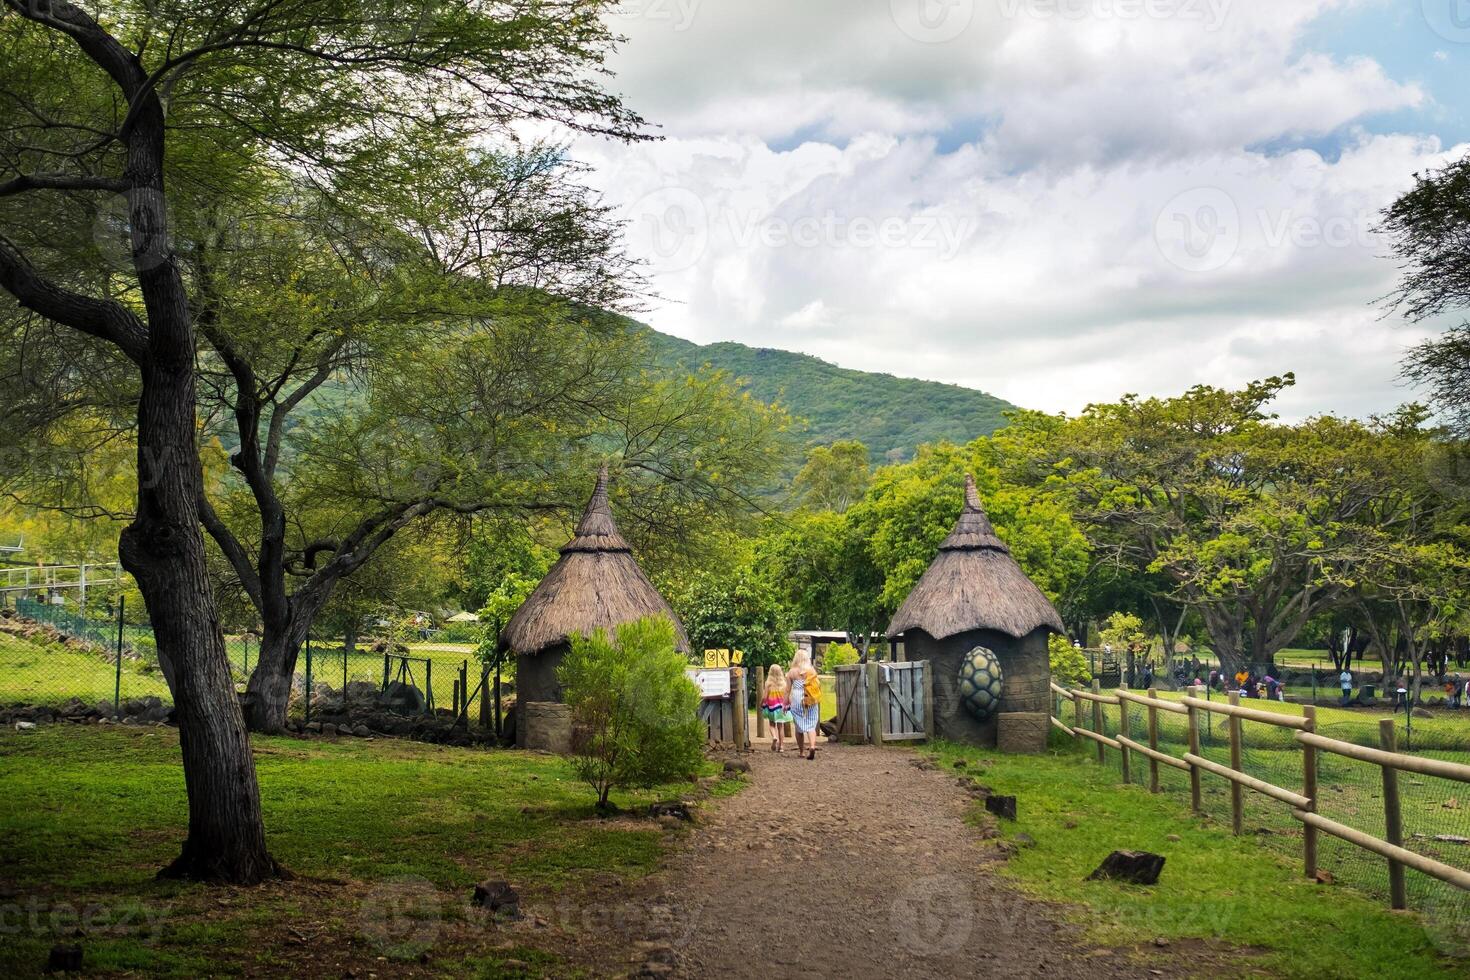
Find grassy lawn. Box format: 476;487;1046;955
927;737;1469;980
0;726;723;978
0;631;171;707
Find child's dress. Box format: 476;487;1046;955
761;691;793;725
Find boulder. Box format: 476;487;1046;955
352;724;371;738
46;944;83;972
649;801;694;821
984;795;1018;821
377;680;427;714
320;723;338;737
1086;850;1165;885
472;880;520;919
721;759;751;775
1412;707;1435;720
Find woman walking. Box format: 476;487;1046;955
787;650;823;761
761;665;794;752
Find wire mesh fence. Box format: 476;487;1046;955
1056;680;1470;932
0;594;498;727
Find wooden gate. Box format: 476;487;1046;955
833;661;932;744
690;666;749;746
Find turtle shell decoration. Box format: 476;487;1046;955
957;646;1004;719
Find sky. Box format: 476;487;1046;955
570;0;1470;420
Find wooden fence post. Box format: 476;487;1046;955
1302;705;1317;879
1227;691;1244;836
865;660;883;746
1380;718;1407;909
1146;688;1161;793
1091;679;1105;764
1186;685;1203;814
731;667;748;752
754;665;768;740
922;661;935;741
1118;683;1132;785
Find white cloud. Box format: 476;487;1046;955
576;0;1456;420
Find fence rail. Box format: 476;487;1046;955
1051;681;1470;916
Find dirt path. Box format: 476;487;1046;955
625;738;1171;979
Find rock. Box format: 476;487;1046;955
14;721;36;732
1014;833;1036;848
953;759;967;768
1313;869;1335;885
352;724;371;738
1086;850;1165;885
649;801;694;822
472;880;520;919
1153;937;1170;948
305;722;322;734
1412;707;1434;720
378;680;427;714
46;944;83;972
320;723;338;737
722;759;751;775
984;795;1017;821
1166;834;1181;843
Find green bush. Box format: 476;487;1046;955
1049;634;1089;688
436;622;484;644
558;616;705;810
821;642;859;669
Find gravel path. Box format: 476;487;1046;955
625;738;1172;979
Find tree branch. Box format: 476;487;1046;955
0;236;148;362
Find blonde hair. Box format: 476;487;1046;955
788;649;813;679
764;666;788;697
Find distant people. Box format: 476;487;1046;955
761;666;793;752
1339;668;1353;707
1395;677;1409;713
1443;679;1459;709
1264;675;1280;701
787;650;823;762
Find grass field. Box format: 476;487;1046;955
0;631;171;706
0;726;726;978
928;737;1470;980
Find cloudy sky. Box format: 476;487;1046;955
572;0;1470;419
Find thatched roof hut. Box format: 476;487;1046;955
887;474;1063;641
500;466;689;656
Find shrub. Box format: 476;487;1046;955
821;642;859;669
1048;634;1089;688
558;616;705;810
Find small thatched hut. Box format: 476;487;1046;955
886;474;1063;751
500;466;689;746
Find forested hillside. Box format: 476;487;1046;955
645;329;1016;462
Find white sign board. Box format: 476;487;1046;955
688;668;732;700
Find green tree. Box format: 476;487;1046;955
754;509;886;657
670;565;796;669
558;617;705;811
792;440;870;512
1048;634;1089;688
0;0;647;882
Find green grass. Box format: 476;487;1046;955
0;726;723;978
926;738;1469;980
0;631;171;707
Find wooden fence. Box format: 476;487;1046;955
831;660;934;745
1050;680;1470;911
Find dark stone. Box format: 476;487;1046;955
320;723;338;737
953;759;967;768
377;680;427;714
722;759;751;775
1014;833;1036;848
352;724;371;738
984;795;1017;821
472;880;520;919
1086;850;1165;885
649;801;694;821
46;944;83;972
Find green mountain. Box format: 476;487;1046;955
644;329;1017;463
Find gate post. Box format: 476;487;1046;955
921;661;935;741
731;667;748;751
754;665;768;740
865;659;883;746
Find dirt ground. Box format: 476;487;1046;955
613;736;1182;979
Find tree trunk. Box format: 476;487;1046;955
343;624;358;657
120;361;279;883
242;617;307;733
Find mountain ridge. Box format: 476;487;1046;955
642;328;1018;463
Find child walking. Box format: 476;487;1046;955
761;665;793;752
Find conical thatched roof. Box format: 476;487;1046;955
500;466;690;656
886;474;1064;641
